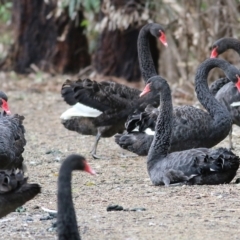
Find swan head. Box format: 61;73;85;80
83;160;96;175
0;91;11;115
210;37;238;58
224;65;240;92
149;24;168;47
140;76;169;97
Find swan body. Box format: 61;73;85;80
149;147;239;186
61;23;168;158
146;76;239;186
116;58;240;156
115;59;240;156
0;92;40;217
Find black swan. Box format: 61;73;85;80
60;23;167;158
0;113;40;217
57;154;95;239
115;58;240;156
0;91;11;115
145;76;239;186
210;37;240;149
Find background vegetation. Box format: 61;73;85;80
0;0;240;99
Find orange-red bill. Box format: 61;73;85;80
210;47;218;58
84;161;96;175
140;83;151;97
159;31;168;47
235;75;240;92
1;99;11;115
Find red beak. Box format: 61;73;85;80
235;75;240;92
1;99;11;115
159;31;168;47
84;161;96;175
210;47;218;58
140;83;151;97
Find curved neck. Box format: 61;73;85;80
148;84;173;166
138;24;157;82
219;38;240;55
57;164;80;240
195;59;231;121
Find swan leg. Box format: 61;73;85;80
169;182;187;187
163;177;170;186
90;131;102;159
119;153;138;158
163;169;189;187
229;127;234;150
163;177;187;187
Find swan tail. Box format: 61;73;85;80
209;148;239;171
62;79;108;111
190;148;239;185
72;79;115;112
60;103;102;120
115;132;151;156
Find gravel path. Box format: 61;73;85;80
1;77;240;240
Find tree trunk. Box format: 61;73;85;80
0;0;90;74
93;0;159;83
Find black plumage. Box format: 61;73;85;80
0;92;40;217
60;23;167;158
115;58;240;156
0;114;26;169
146;76;239;186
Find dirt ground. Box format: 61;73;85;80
1;75;240;240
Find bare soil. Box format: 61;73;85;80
1;75;240;240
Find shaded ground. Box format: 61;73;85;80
1;75;240;240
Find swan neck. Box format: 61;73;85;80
57;164;80;240
148;85;173;167
138;24;157;82
195;60;231;119
221;38;240;55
